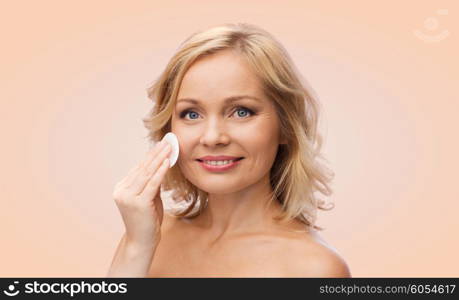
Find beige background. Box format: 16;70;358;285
1;0;458;277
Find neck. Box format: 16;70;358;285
194;174;286;241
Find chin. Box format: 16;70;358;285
193;180;247;195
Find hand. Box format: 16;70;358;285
112;140;172;249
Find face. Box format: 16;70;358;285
171;49;284;195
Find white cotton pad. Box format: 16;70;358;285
161;132;179;168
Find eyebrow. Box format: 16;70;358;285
176;95;262;105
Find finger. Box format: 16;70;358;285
129;144;171;195
122;141;165;187
139;158;170;202
141;140;166;169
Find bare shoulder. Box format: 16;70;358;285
281;231;351;278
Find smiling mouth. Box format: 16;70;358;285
196;157;244;163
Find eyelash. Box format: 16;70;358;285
179;106;256;120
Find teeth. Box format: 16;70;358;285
203;160;236;166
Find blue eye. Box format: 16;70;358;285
234;107;253;118
187;111;199;119
179;106;255;120
179;110;200;119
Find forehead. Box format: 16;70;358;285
177;50;264;103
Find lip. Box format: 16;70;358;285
197;157;244;172
197;155;242;161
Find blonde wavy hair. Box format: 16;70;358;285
142;23;335;230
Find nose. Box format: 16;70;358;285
199;117;230;147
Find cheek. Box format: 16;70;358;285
239;120;280;166
173;129;197;161
176;136;190;159
237;117;280;147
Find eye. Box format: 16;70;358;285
232;106;255;118
179;109;200;120
178;106;256;120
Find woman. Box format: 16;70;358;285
107;23;351;277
